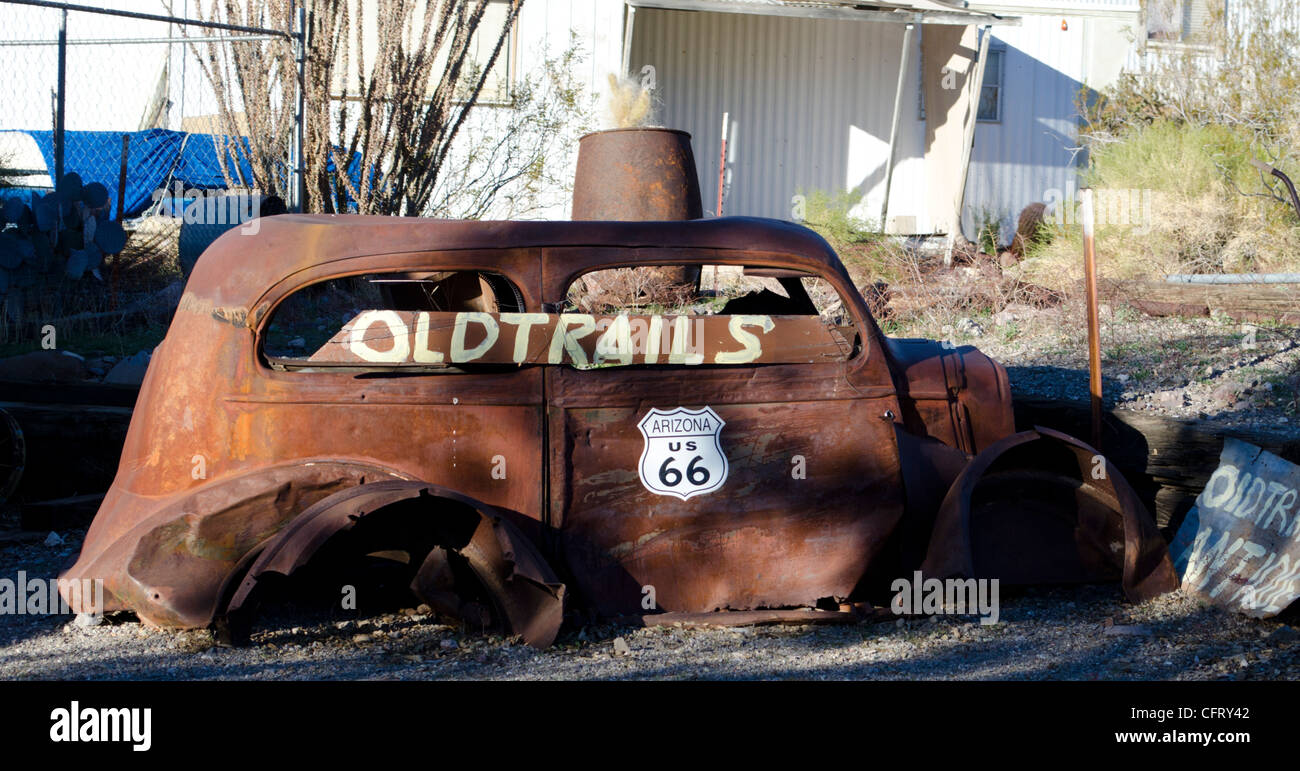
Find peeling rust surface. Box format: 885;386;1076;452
571;129;703;221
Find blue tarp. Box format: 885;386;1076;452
5;128;368;217
4;128;259;218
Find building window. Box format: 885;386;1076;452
977;47;1004;123
1147;0;1224;42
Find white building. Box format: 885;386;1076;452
1;0;1245;245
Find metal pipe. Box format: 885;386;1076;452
54;8;65;186
0;34;284;46
880;20;915;231
290;4;308;212
622;5;636;76
116;134;129;220
1166;273;1300;284
716;112;729;217
3;0;292;37
1080;188;1103;451
952;24;992;256
1250;158;1300;223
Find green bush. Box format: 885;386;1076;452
1022;119;1300;289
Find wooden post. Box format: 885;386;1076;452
1080;188;1103;450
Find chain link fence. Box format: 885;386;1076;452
0;0;300;329
0;0;298;211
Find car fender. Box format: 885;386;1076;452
224;481;566;648
59;460;416;626
920;427;1178;602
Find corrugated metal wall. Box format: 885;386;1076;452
961;15;1091;239
628;8;934;229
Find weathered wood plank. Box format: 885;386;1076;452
1016;397;1300;532
1100;278;1300;324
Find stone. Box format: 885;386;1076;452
956;317;984;338
613;636;631;656
1157;390;1186;409
44;531;63;547
104;350;151;385
1266;625;1300;645
1103;624;1154;637
1210;383;1242;408
156;280;183;308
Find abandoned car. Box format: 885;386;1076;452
61;214;1178;646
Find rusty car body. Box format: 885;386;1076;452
61;214;1177;647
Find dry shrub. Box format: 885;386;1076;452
569;266;697;313
605;74;654;129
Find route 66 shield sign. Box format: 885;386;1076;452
637;406;728;499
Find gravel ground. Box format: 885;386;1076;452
931;301;1300;432
2;528;1299;681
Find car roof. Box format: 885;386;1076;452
186;214;846;314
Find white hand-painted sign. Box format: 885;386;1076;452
1170;438;1300;617
293;311;850;368
637;406;728;500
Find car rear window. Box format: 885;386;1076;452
262;270;526;370
261;265;860;371
553;264;860;366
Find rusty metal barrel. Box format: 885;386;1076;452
571;128;703;221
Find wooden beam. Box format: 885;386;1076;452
1101;278;1300;325
1015;396;1300;532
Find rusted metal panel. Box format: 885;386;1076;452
920;427;1178;603
548;360;904;615
61;461;416;623
1170;439;1300;618
640;609;861;628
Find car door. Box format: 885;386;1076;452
254;255;549;532
542;254;906;616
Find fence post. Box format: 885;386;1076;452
290;3;307;213
53;7;66;185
